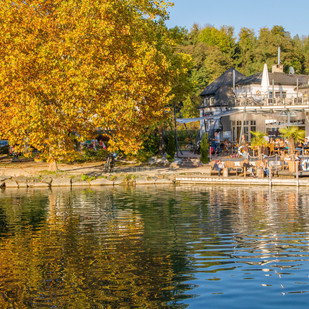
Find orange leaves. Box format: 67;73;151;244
0;0;180;159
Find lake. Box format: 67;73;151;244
0;185;309;308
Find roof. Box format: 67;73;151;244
200;68;245;97
237;72;309;86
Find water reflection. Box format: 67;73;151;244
0;186;309;308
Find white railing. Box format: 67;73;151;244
236;95;309;107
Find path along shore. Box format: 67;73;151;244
0;158;308;189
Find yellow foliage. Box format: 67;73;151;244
0;0;185;161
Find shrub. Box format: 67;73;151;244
165;131;176;162
200;133;209;164
136;129;160;162
84;148;109;161
81;174;96;181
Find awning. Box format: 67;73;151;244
176;117;208;124
266;121;305;128
176;110;241;124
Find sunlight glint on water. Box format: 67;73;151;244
0;186;309;308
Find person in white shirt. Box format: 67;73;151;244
212;159;225;176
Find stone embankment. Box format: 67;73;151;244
0;157;308;189
0;156;204;189
0;160;184;189
1;176;176;189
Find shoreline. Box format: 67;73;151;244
0;160;307;188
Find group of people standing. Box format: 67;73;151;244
210;132;222;155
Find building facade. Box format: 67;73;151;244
199;64;309;142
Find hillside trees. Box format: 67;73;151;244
0;0;188;167
176;25;236;118
176;24;309;118
301;36;309;74
236;27;257;75
254;26;302;73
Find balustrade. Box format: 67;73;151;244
236;95;309;107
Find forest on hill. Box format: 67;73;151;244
177;24;309;118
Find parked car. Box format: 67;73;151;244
0;140;9;154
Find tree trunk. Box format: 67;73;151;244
49;161;58;172
288;138;295;155
158;127;164;156
258;146;262;159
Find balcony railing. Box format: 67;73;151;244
236;95;309;107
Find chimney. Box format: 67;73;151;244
278;47;280;65
272;46;284;73
272;64;283;73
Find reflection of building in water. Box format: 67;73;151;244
178;186;309;251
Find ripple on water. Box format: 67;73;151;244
0;186;309;308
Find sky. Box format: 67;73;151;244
165;0;309;39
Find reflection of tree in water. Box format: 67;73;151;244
0;190;48;235
0;206;8;236
1;186;309;307
0;188;193;308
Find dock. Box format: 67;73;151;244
175;176;309;187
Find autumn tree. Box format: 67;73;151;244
0;0;186;169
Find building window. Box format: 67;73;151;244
232;120;257;142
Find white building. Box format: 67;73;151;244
198;63;309;142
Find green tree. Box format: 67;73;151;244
180;95;199;118
200;133;209;164
137;127;160;162
165;131;176;162
255;26;302;73
279;126;305;154
301;36;309;74
236;27;257;75
203;46;233;84
197;25;236;54
250;131;268;157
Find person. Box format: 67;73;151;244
303;138;309;155
212;159;225;176
90;139;98;151
99;140;107;149
240;134;246;146
105;152;117;172
211;139;216;155
279;139;286;148
262;158;269;176
243;158;256;177
296;140;303;154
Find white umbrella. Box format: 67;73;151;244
261;63;270;94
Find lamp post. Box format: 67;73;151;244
174;104;178;157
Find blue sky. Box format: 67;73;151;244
165;0;309;39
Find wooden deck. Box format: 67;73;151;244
175;176;309;186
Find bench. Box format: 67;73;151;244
209;161;243;176
209;161;219;175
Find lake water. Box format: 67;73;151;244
1;185;309;308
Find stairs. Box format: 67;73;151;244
180;158;200;168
